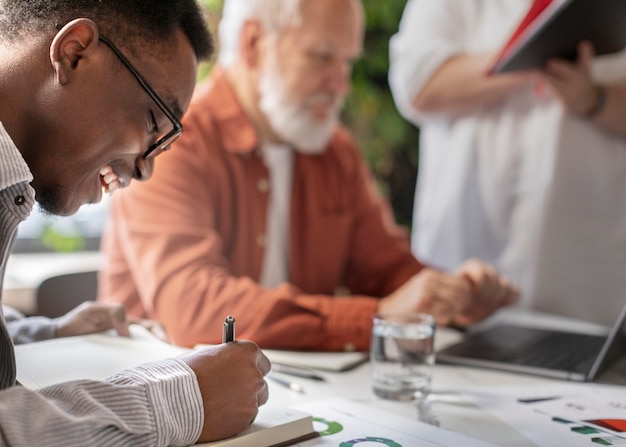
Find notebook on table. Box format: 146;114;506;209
263;349;368;372
436;304;626;381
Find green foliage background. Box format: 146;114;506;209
199;0;419;227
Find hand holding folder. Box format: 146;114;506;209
490;0;626;74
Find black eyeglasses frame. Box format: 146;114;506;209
98;35;183;159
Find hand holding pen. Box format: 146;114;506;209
178;314;271;442
221;315;312;393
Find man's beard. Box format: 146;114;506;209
258;50;344;154
36;185;66;216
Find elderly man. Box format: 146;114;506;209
99;0;518;351
0;1;270;445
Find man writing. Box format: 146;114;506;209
0;1;269;445
99;0;518;351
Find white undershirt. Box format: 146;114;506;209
259;142;294;287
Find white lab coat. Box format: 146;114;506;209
389;0;626;325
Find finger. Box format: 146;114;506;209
131;317;170;342
471;278;518;323
490;277;518;306
150;322;170;342
431;270;474;298
426;280;471;316
545;58;577;81
577;41;594;71
479;273;505;306
500;280;520;306
456;258;491;283
460;261;511;307
429;299;456;326
257;351;272;376
463;269;497;300
417;279;467;323
109;305;131;337
257;380;269;406
456;262;499;305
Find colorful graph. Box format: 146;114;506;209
295;398;493;447
587;420;626;433
313;416;404;446
312;417;344;436
339;437;403;447
545;411;626;445
589;435;626;446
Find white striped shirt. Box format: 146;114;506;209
0;122;203;446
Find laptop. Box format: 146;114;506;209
436;304;626;381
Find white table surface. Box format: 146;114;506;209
265;313;626;447
5;253;625;446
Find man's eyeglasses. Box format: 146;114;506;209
99;35;183;160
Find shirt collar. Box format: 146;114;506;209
194;65;259;154
0;121;33;190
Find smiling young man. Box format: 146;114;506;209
99;0;518;352
0;1;270;445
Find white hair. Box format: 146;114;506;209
218;0;304;67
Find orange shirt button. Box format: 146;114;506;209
343;342;356;352
257;179;269;193
257;234;267;247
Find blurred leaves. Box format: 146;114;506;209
343;0;419;227
40;223;85;253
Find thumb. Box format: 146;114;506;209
577;41;595;71
110;306;131;337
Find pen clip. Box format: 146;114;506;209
222;315;236;343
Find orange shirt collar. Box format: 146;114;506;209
198;65;259;154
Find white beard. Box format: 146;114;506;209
258;49;343;154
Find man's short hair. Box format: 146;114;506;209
218;0;303;67
0;0;214;61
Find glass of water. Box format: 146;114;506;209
370;312;435;402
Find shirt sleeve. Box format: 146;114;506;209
102;191;381;352
0;358;203;446
388;0;476;125
3;304;56;344
333;130;424;297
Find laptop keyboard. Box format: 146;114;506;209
444;325;607;373
504;331;604;371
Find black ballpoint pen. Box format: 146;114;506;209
267;374;305;393
272;364;326;381
222;315;235;343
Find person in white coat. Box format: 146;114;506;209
389;0;626;326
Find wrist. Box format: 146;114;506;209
51;317;63;338
584;85;606;119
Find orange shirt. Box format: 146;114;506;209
98;67;424;351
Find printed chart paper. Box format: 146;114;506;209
466;384;626;446
291;397;499;447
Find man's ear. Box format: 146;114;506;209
50;18;100;85
239;20;267;69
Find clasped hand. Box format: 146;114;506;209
379;258;519;327
53;301;169;340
